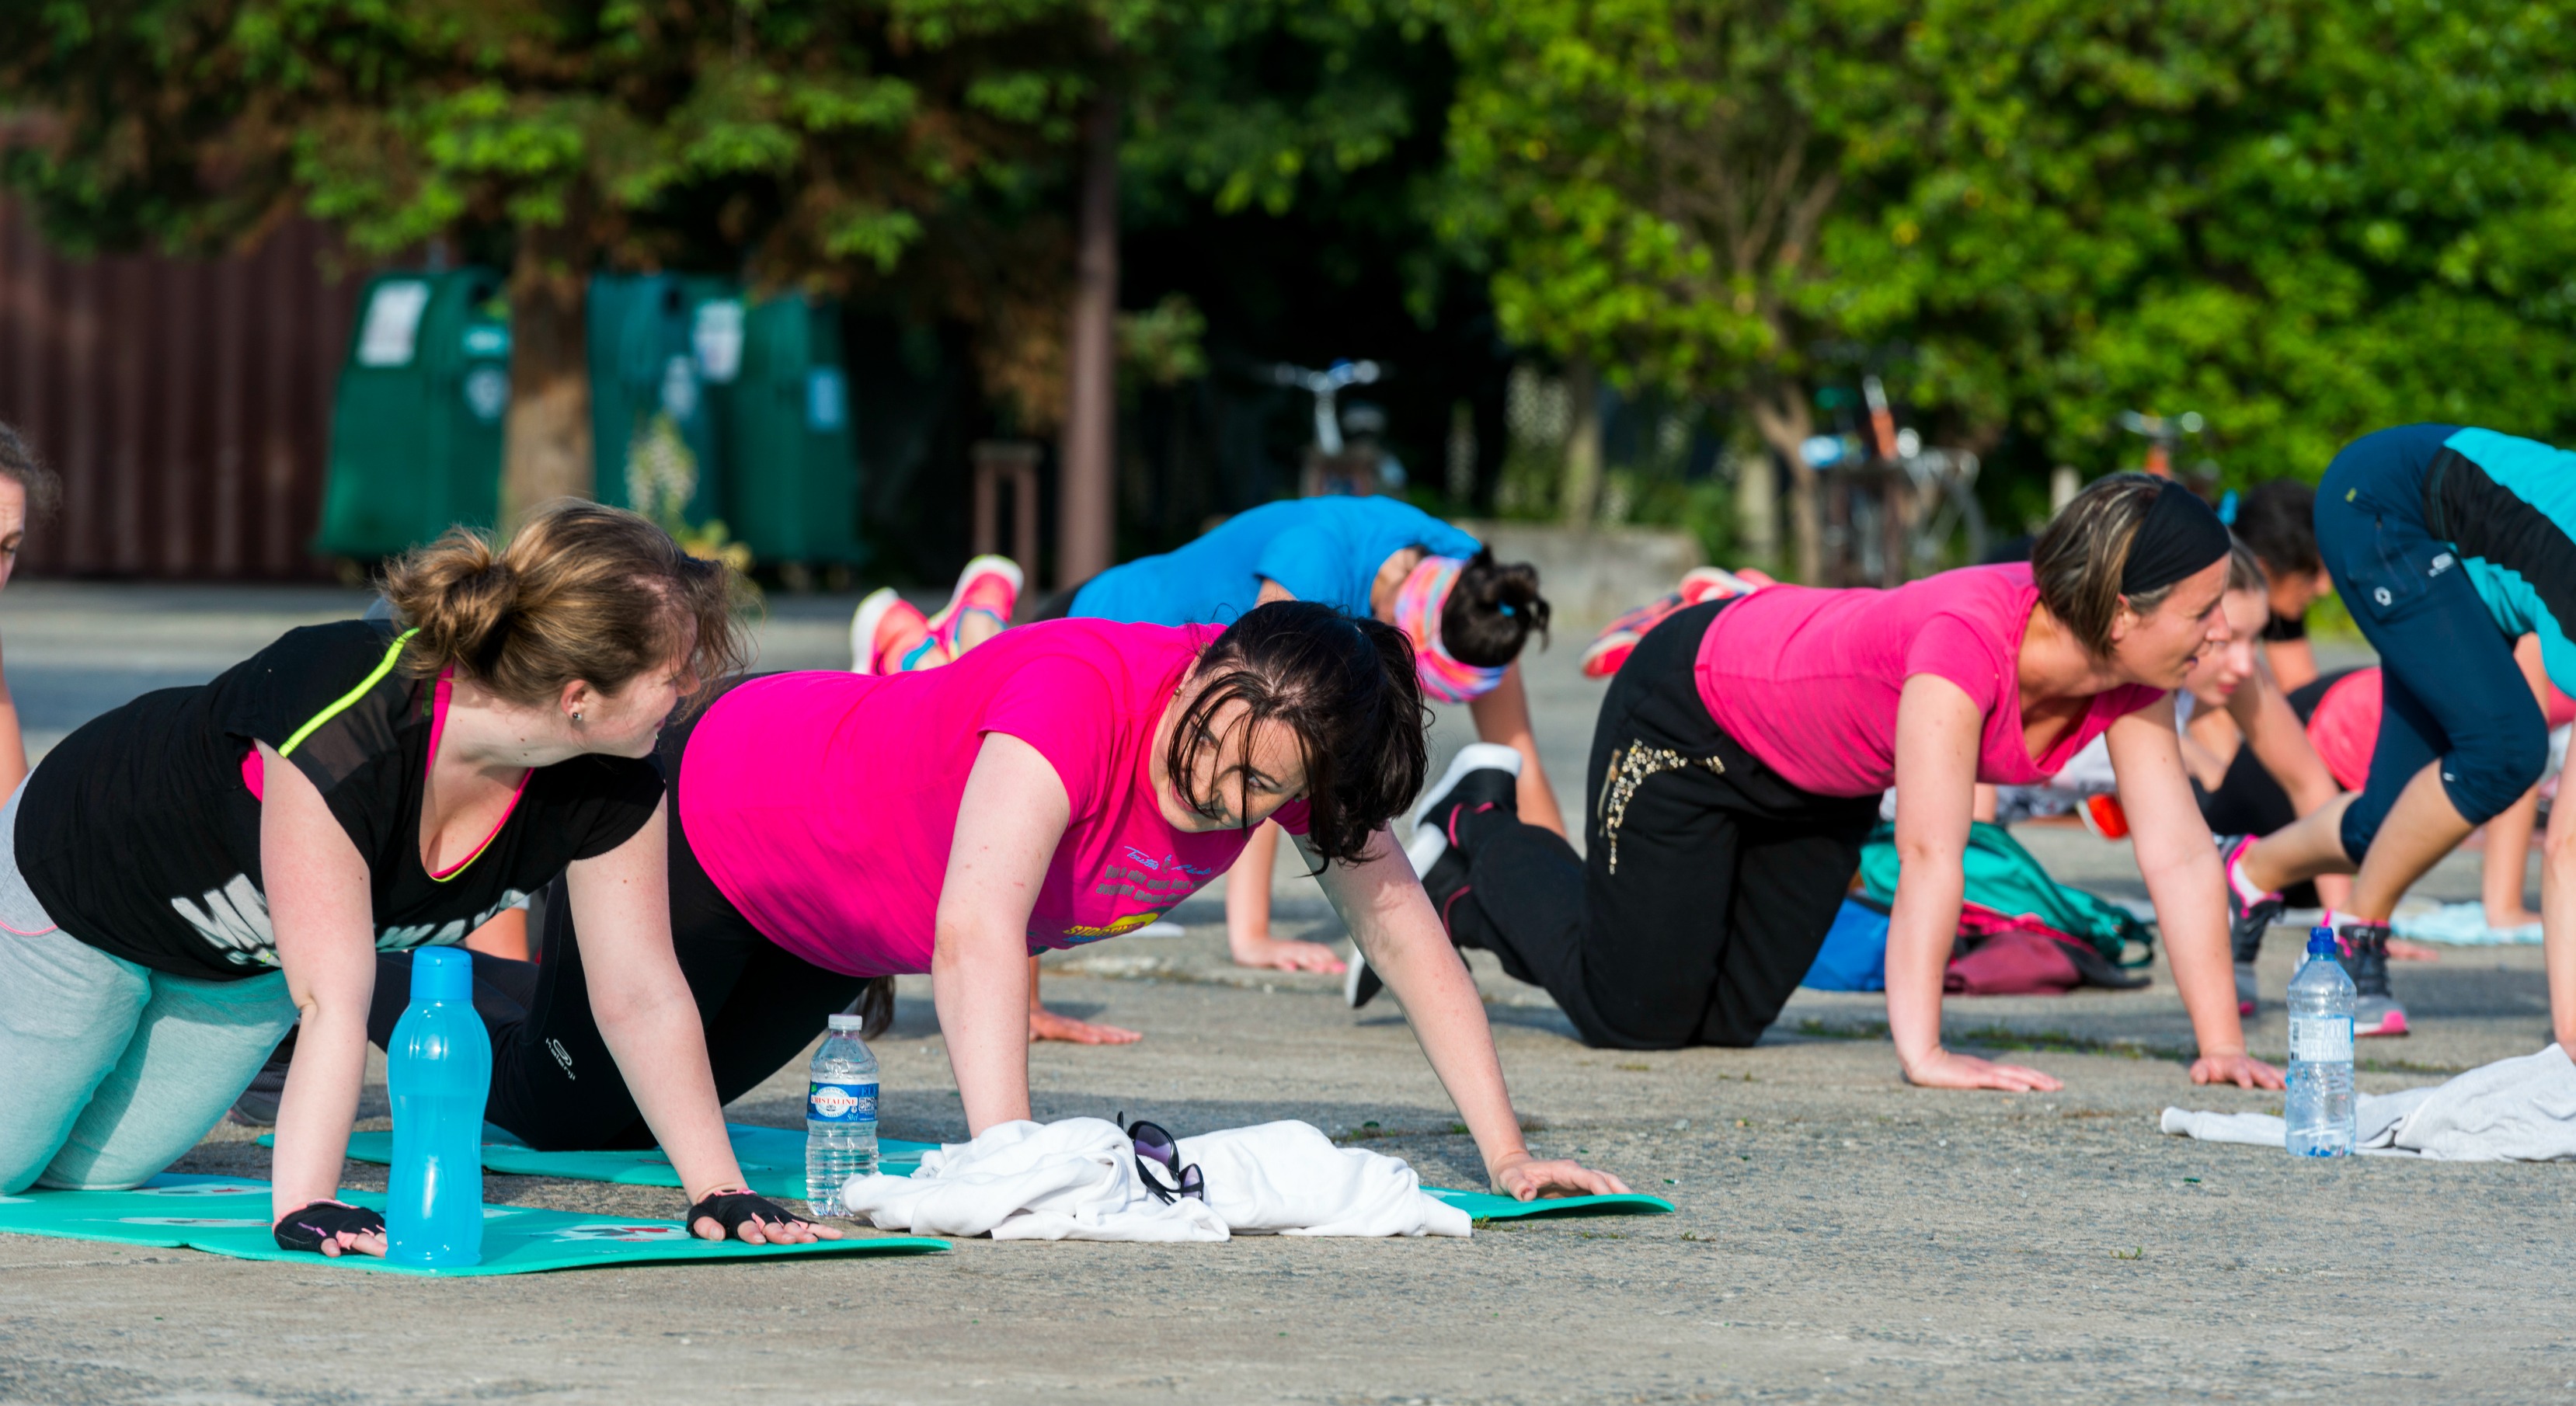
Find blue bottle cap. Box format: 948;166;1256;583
412;946;472;1003
2306;925;2336;958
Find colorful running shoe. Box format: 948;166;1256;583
927;554;1025;660
2336;921;2411;1037
851;587;938;676
1578;568;1763;679
2216;834;2282;1013
2233;960;2260;1021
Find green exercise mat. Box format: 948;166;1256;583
276;1125;935;1200
0;1175;945;1275
315;1124;1675;1221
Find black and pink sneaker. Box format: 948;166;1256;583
2336;921;2411;1037
2217;834;2282;1018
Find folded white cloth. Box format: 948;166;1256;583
837;1117;1472;1241
2161;1044;2576;1161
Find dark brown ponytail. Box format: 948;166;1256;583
381;499;751;708
1439;548;1550;667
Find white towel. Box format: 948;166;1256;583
1174;1121;1473;1237
837;1116;1472;1241
2160;1044;2576;1161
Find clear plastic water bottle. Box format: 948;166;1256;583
387;947;492;1265
2285;926;2356;1157
804;1014;879;1217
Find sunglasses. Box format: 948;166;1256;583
1123;1115;1206;1205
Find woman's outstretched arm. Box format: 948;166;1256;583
1309;830;1627;1199
566;802;834;1242
2108;701;2282;1090
260;743;388;1256
1886;676;2062;1092
933;733;1070;1133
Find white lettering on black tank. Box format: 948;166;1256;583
169;875;277;964
168;877;531;969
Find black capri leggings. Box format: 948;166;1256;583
1439;600;1881;1049
370;686;868;1151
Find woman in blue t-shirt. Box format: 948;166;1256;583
2222;424;2576;1041
853;497;1565;1035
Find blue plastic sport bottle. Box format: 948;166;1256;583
386;946;492;1265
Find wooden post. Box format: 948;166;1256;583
1056;93;1119;589
972;440;1042;570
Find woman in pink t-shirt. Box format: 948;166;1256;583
436;602;1624;1202
1406;475;2284;1095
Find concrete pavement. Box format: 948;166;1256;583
5;583;2572;1404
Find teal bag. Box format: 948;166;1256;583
1857;820;2154;969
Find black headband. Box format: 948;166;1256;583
2120;482;2233;597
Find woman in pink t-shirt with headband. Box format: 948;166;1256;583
1398;475;2285;1094
395;601;1625;1203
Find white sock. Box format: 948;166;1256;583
2225;846;2275;907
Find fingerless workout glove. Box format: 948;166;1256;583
687;1188;804;1239
272;1200;386;1252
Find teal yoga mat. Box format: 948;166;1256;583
0;1175;946;1275
315;1124;1676;1221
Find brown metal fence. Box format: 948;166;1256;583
0;199;360;579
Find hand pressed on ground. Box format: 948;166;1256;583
1490;1150;1631;1201
1230;931;1345;974
314;1228;387;1258
1902;1049;2064;1093
2188;1051;2284;1089
688;1209;841;1244
1029;1007;1141;1044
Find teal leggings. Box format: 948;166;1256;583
0;784;296;1193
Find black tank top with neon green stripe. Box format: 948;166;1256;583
14;619;664;980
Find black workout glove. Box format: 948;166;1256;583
687;1188;807;1240
273;1200;386;1253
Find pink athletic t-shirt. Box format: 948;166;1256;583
1695;563;2167;797
678;620;1310;977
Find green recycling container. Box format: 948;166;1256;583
312;268;511;558
723;292;865;566
587;273;740;530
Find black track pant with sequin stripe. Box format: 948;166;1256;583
1440;600;1881;1049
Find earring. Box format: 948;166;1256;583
572;711;585;726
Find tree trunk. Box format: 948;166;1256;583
1558;357;1603;527
1057;92;1120;589
502;229;593;528
1732;437;1778;573
1746;386;1819;584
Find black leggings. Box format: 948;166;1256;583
369;688;866;1150
1443;600;1881;1049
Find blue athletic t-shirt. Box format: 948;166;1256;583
2435;426;2576;698
1068;498;1482;625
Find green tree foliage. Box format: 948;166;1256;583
1436;0;1923;579
1438;0;2576;572
1875;0;2576;487
0;0;1115;515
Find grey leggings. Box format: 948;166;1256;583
0;781;295;1192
